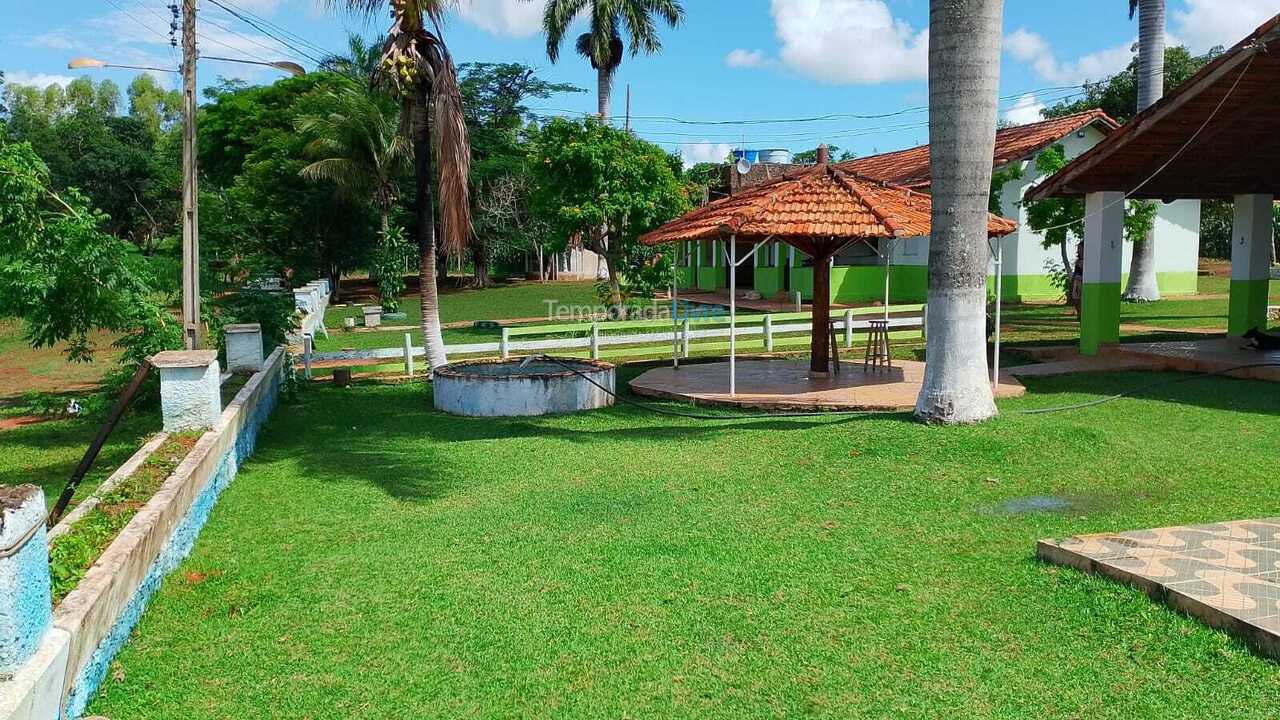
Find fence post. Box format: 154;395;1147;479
303;335;313;379
681;318;691;358
793;291;802;311
844;309;854;349
224;323;264;373
500;328;510;360
590;323;600;360
763;314;774;352
921;304;928;342
403;333;414;377
151;350;222;432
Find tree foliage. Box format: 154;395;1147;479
0;140;180;366
1045;45;1223;124
527;118;689;309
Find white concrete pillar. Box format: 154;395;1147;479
1080;191;1125;355
0;485;52;676
152;350;222;431
363;306;382;328
223;323;264;373
293;289;313;314
1229;194;1275;336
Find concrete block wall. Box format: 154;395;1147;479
0;347;286;720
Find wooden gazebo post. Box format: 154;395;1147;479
809;243;833;374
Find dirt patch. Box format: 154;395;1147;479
0;414;55;432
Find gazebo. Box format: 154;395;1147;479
1029;14;1280;353
641;158;1017;393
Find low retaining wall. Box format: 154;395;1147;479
0;347;285;720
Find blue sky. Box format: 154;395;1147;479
3;0;1276;164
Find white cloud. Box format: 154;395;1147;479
4;70;76;88
1005;28;1134;85
768;0;927;84
679;142;734;170
25;31;76;50
1171;0;1277;53
1003;93;1045;125
454;0;544;38
725;49;772;69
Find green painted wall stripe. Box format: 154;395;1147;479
1080;282;1121;355
1228;278;1271;336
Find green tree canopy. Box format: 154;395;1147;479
1045;45;1223;123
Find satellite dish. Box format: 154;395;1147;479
736;158;753;175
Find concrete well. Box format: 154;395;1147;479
432;358;615;417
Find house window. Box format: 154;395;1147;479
902;238;920;257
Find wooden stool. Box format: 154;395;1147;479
864;319;892;370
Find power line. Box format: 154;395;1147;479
210;0;332;59
204;0;326;64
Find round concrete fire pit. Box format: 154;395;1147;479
432;358;616;417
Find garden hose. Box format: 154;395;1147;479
523;355;1280;420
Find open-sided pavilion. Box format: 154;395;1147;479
1029;14;1280;354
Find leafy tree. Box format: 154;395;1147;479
326;0;473;370
542;0;685;121
793;145;856;164
127;74;182;135
1023;144;1158;303
1044;46;1222;124
0;140;181;370
295;82;411;297
527;118;689;314
459;62;582;285
198;73;380;294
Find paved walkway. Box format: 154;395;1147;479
1039;519;1280;660
630;358;1024;411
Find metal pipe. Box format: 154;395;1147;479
50;360;152;526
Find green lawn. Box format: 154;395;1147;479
0;412;161;505
90;369;1280;719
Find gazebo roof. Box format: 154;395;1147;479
1028;14;1280;201
836;110;1119;190
640;164;1017;246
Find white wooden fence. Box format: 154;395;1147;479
304;305;927;375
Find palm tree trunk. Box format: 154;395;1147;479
412;89;449;369
597;66;612;121
915;0;1004;424
1123;0;1165;302
809;252;832;373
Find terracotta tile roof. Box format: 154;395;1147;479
640;165;1017;245
834;110;1120;189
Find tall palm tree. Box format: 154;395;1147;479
326;0;471;369
541;0;685;121
914;0;1004;424
1122;0;1165;302
296;84;412;301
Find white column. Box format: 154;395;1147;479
152;350;222;431
223;323;264;373
1228;194;1275;336
728;235;737;396
1080;191;1125;354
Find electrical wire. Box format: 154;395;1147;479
205;0;326;65
210;0;333;60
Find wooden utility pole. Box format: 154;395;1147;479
180;0;201;349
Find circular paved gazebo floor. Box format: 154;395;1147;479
629;358;1025;412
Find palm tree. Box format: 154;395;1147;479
541;0;685;121
914;0;1004;424
319;33;384;86
325;0;471;369
296;84;412;304
1122;0;1165;302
